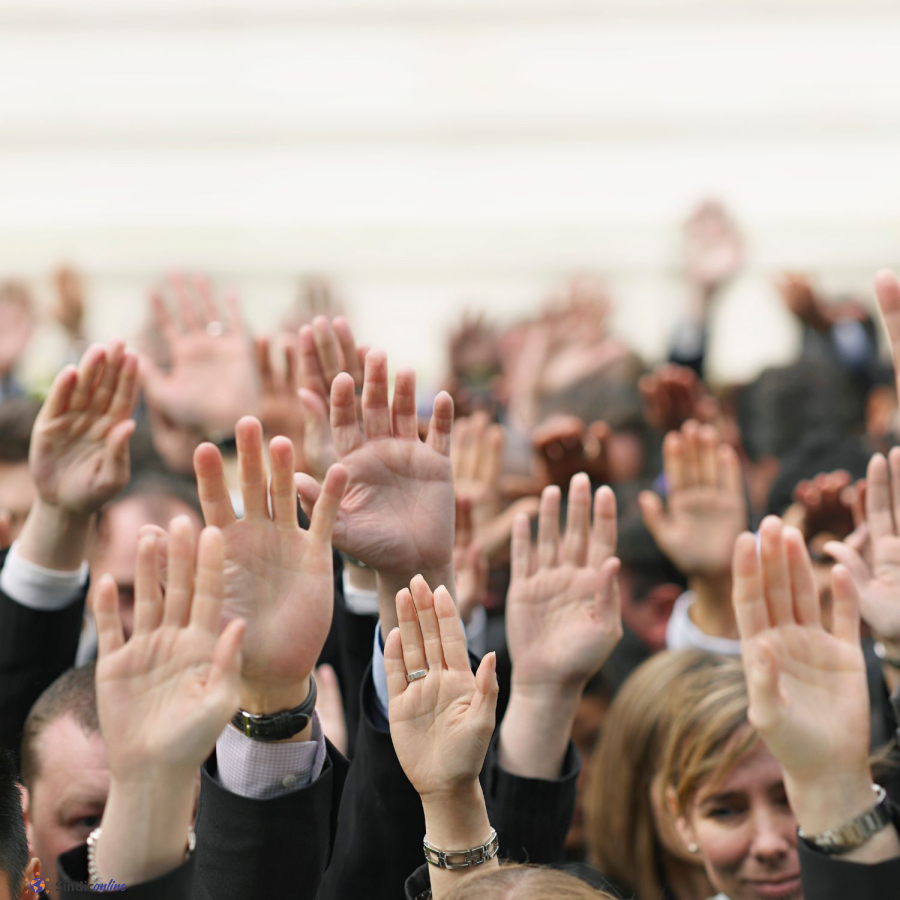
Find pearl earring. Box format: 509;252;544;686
688;843;700;854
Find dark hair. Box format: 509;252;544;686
20;663;98;791
0;398;42;464
0;749;29;896
105;471;202;520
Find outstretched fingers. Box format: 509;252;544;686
94;574;125;658
589;486;617;570
307;463;349;543
732;531;769;640
391;368;419;440
410;575;445;670
194;442;237;529
236;417;269;520
396;587;428;679
561;473;591;566
434;585;469;671
190;527;226;634
330;373;363;458
426;391;454;457
163;516;197;628
133;533;164;634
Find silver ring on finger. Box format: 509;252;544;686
406;668;428;683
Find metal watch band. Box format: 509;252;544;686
87;825;196;886
423;828;499;870
798;785;892;855
232;674;317;741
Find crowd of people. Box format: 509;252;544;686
0;202;899;899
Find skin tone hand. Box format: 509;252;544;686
500;474;622;779
194;417;348;719
733;517;900;862
385;577;499;900
0;282;34;376
453;498;488;625
639;420;746;638
140;274;259;435
18;340;139;571
532;415;612;490
297;315;368;483
254;333;307;467
825;451;900;691
295;351;456;640
785;469;855;540
639;364;720;433
93;521;246;885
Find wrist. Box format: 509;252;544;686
785;769;877;836
421;780;492;848
16;498;93;571
239;674;314;742
376;564;457;639
687;573;738;639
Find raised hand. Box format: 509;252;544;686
532;415;612;489
639;420;745;578
141;275;258;435
254;332;306;462
295;350;456;629
825;451;900;642
194;417;348;714
92;520;245;885
639;363;719;433
30;341;138;516
732;517;893;845
506;474;622;694
785;469;855;540
385;576;498;798
683;199;743;295
453;498;488;625
95;520;245;779
0;281;34;375
452;412;503;528
297;315;368;482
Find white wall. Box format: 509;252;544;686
2;0;900;387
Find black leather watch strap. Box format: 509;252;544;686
232;674;317;741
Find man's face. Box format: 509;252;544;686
0;462;35;541
25;715;108;896
89;495;201;638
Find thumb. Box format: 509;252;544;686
104;418;136;483
638;490;668;541
470;651;499;733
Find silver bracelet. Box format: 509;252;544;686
87;825;196;886
423;828;499;870
797;785;892;856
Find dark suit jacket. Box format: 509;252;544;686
798;798;900;898
318;662;580;900
0;547;88;767
57;845;195;898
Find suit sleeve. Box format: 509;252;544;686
191;740;349;900
56;845;194;899
0;547;88;766
798;799;900;898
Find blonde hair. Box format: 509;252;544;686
442;864;615;900
662;659;758;816
584;650;733;900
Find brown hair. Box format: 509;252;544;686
20;663;98;790
584;650;734;900
442;864;615;900
662;660;758;816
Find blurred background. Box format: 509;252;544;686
2;0;900;388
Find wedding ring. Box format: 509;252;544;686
206;321;225;337
406;668;428;683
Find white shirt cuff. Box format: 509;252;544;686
216;710;327;799
665;590;741;656
342;569;379;616
0;541;88;611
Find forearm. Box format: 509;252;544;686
16;499;93;571
498;685;579;780
95;773;196;886
421;782;499;900
377;564;456;642
239;668;314;743
787;770;900;864
687;573;737;640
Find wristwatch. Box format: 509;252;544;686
798;785;892;855
232;674;317;741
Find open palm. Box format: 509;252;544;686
30;341;138;514
826;450;900;641
296;351;455;581
507;475;622;691
194;417;347;689
385;578;497;797
733;518;869;783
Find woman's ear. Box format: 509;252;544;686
666;786;699;853
20;857;44;900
